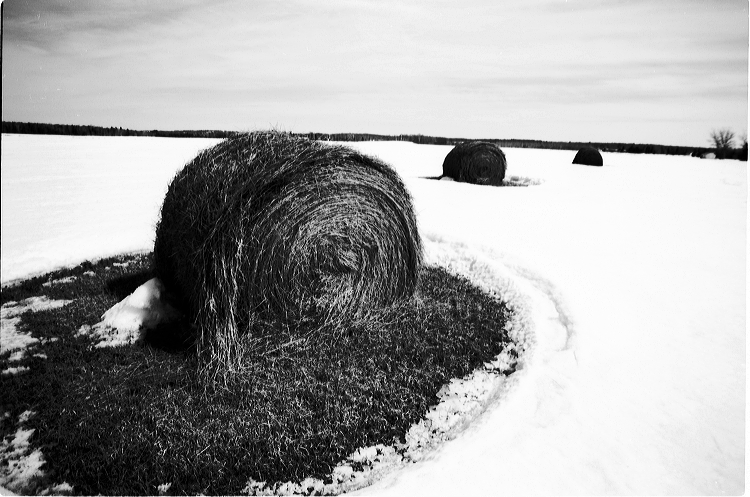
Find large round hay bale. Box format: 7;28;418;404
154;131;422;375
572;147;603;166
441;141;507;185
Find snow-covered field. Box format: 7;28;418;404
1;134;746;494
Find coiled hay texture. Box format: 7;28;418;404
572;147;603;166
441;141;507;186
154;131;422;376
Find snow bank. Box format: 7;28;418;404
77;278;181;347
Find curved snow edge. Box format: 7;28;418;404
241;235;541;496
0;250;152;289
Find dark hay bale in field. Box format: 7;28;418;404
154;131;422;378
572;147;603;166
441;141;507;186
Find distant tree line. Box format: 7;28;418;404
279;131;749;160
1;121;235;139
2;121;746;160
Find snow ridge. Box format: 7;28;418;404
242;234;569;496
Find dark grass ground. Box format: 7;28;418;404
1;253;516;495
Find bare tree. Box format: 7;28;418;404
740;131;748;161
710;128;735;159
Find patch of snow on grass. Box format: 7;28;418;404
40;482;73;495
16;412;34;425
1;367;30;376
77;278;181;347
0;413;73;496
1;297;72;363
7;352;25;362
41;276;77;287
0;414;45;494
1;297;72;320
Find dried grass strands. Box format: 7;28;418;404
441;141;507;186
154;131;422;379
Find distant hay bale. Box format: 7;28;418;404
572;147;603;166
441;141;507;186
154;131;422;377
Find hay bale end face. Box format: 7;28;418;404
441;141;507;186
572;147;603;166
154;131;422;376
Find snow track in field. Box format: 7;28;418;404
245;235;574;495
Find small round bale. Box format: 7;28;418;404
154;131;422;375
441;141;507;186
572;147;603;166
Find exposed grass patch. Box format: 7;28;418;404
1;253;516;495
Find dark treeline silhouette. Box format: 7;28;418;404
302;132;741;159
3;121;746;160
1;121;235;139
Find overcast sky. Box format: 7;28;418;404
2;0;747;147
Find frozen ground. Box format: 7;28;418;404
0;134;746;495
1;135;222;283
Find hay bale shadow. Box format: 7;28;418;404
105;269;155;300
422;175;539;187
142;321;195;353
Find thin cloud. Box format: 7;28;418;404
3;0;210;52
